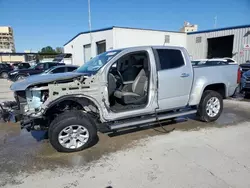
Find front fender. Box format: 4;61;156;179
42;94;106;122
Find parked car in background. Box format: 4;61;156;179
0;63;14;78
12;62;31;70
239;60;250;74
3;46;239;152
41;65;78;75
239;70;250;97
8;62;65;81
53;54;72;64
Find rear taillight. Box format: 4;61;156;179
237;67;241;84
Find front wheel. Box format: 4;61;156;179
48;110;97;152
197;90;223;122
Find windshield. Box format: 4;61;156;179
76;50;122;74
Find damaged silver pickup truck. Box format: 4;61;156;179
1;46;239;152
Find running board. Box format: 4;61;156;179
109;109;197;130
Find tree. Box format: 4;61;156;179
40;46;56;54
55;47;64;53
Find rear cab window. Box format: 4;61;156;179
156;49;185;70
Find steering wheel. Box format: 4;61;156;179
113;70;123;88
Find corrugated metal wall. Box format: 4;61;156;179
187;27;250;64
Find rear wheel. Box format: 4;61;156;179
48;110;97;152
1;72;8;79
197;90;223;122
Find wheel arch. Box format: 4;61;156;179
15;73;28;80
44;95;103;122
0;71;8;76
203;83;226;98
189;82;227;106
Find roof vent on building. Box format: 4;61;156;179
196;36;202;43
164;35;170;44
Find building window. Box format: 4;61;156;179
164;35;170;44
196;36;202;43
96;40;106;54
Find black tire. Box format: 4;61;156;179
233;85;241;95
1;72;8;79
239;84;243;94
48;110;97;152
197;90;223;122
245;92;250;99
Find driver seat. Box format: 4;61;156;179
114;59;148;105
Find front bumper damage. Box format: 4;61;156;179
0;101;46;131
1;73;101;131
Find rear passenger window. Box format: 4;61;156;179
156;49;185;70
48;63;56;68
67;67;77;72
51;67;65;73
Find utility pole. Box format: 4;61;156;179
88;0;92;45
214;16;217;29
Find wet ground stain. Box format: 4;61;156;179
0;100;250;178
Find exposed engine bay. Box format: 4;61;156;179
25;87;49;114
1;74;101;131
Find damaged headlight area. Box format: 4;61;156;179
0;86;49;126
23;86;49;115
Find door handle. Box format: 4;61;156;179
181;73;190;77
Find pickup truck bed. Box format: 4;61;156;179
190;64;238;105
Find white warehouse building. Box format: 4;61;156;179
187;24;250;64
64;24;250;65
64;26;187;66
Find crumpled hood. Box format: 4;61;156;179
10;72;87;91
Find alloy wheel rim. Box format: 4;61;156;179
2;73;8;78
17;76;25;80
206;97;220;117
58;125;89;149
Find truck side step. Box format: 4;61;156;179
109;109;197;130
